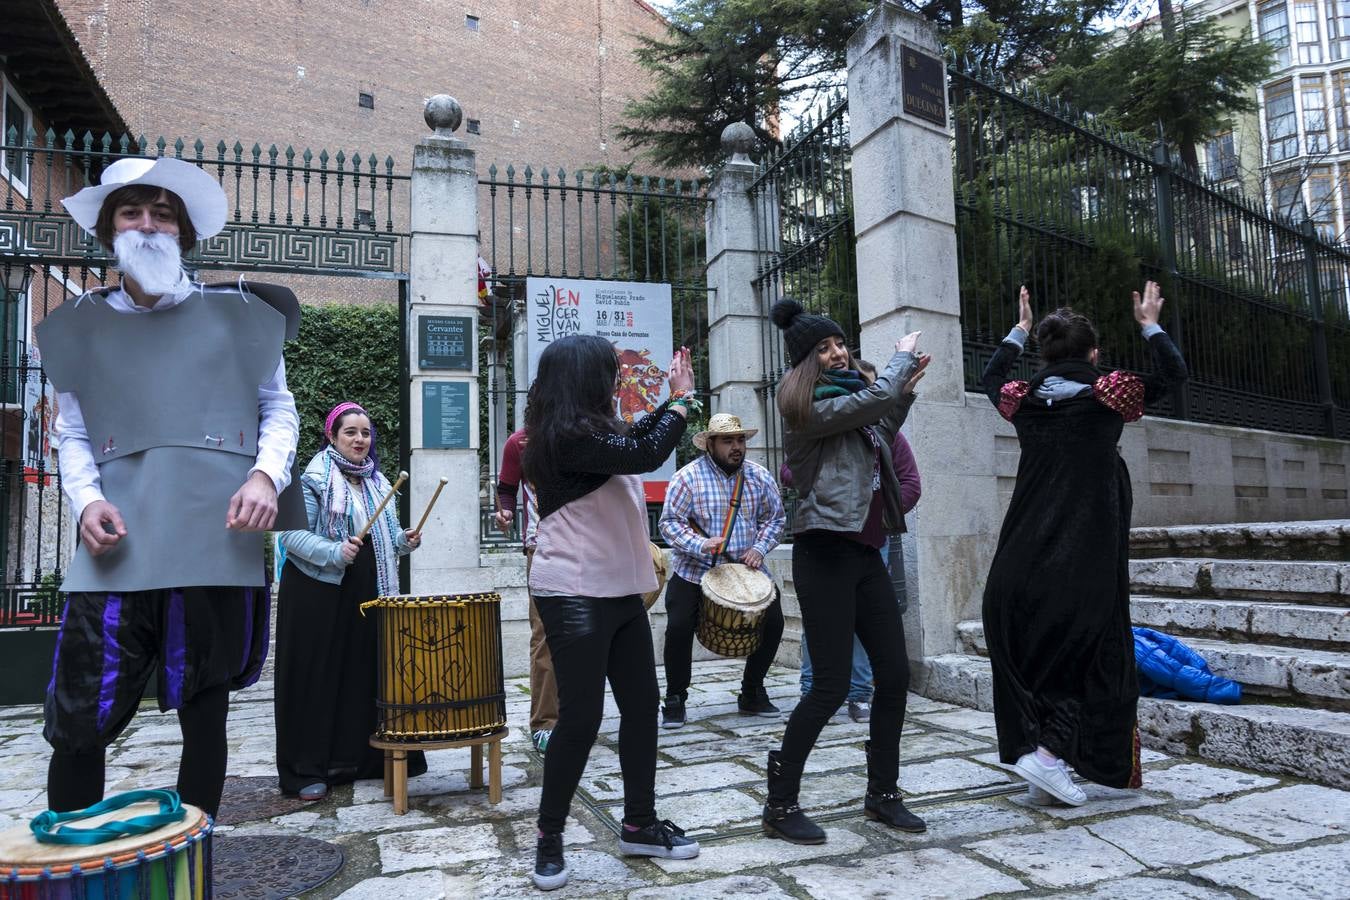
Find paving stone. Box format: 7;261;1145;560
581;761;757;801
334;870;474;900
675;735;785;763
650;828;867;875
0;789;43;815
873;801;1036;845
1183;784;1350;845
630;874;795;900
1141;762;1279;801
1129;558;1202;592
912;707;998;736
900;731;990;762
375;822;502;872
1052;875;1239;899
1008;784;1166;820
1209;560;1340;597
607;787;763;834
427;785;543;819
468;848;648;898
1086;814;1258;866
797;772;864;812
900;757;1012;796
335;802;437;833
786;847;1026;899
966;825;1146;887
1192;842;1350;898
803;743;868;775
659;727;727;746
509;816;594;849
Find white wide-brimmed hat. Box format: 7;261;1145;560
693;413;759;451
61;157;227;241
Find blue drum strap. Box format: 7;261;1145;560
29;790;186;846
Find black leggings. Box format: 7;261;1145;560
662;572;784;701
778;532;910;784
534;594;659;835
47;683;230;817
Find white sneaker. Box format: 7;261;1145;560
1025;784;1057;806
1012;752;1086;806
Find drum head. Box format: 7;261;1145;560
700;563;774;614
642;542;668;610
0;802;208;868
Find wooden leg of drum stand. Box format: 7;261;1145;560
470;743;484;790
489;737;503;805
383;751;393;798
392;749;408;815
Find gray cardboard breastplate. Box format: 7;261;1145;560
37;289;286;592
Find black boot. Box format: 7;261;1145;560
863;740;926;833
762;750;826;844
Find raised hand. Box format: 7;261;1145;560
901;354;931;395
668;346;694;395
1133;281;1164;327
1017;285;1033;333
896;331;922;354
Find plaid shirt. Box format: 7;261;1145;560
659;455;785;583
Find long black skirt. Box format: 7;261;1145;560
274;540;425;795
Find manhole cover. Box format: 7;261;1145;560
215;776;313;826
213;834;343;899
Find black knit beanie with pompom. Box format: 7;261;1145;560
770;297;846;368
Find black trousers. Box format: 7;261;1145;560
777;532;910;787
535;594;660;835
662;572;784;702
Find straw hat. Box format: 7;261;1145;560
61;157;227;241
692;413;759;451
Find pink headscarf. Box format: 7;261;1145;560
324;401;366;440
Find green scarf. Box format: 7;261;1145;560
813;369;867;399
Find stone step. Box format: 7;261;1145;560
954;622;1350;708
1130;558;1349;606
1130;520;1350;561
915;653;1350;790
1130;595;1350;650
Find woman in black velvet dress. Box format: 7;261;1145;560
980;282;1188;806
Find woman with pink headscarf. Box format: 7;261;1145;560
273;402;423;800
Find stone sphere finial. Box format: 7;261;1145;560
424;95;463;136
720;121;757;164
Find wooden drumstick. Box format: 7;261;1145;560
357;470;408;541
414;476;449;534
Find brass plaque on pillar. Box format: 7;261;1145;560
901;45;947;127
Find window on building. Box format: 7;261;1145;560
1303;76;1329;153
466;14;479;30
1205;131;1238;180
1335;71;1350;149
1272;172;1303;220
1259;0;1292;69
1329;1;1350;60
466;119;481;135
1266;80;1299;162
1;80;31;195
358;92;375;110
1295;1;1323;64
1309;167;1337;238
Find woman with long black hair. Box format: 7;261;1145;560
763;299;928;844
981;283;1188;805
522;334;700;891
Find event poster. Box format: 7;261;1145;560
525;277;675;496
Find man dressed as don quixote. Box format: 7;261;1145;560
37;156;303;818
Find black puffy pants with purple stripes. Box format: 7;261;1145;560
43;585;270;816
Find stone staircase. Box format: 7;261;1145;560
915;520;1350;789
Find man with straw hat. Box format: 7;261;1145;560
658;413;786;727
35;156;301;818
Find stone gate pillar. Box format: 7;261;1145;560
705;124;770;461
408;97;483;593
848;4;985;665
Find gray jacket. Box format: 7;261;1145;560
783;350;919;535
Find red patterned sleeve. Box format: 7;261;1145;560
997;381;1031;422
1094;371;1146;422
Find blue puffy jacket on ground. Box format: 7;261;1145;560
1132;627;1242;704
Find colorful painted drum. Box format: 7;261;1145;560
0;802;211;900
362;593;507;741
697;563;776;658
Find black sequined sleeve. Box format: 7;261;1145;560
560;407;688;475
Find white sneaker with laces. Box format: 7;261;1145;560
1012;752;1087;806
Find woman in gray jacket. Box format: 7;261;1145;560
763;299;927;844
273;402;422;800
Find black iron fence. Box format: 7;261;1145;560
951;59;1349;438
476;166;712;547
750;93;856;480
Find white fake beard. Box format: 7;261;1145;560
113;230;190;296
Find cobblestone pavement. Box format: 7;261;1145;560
1;659;1347;898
